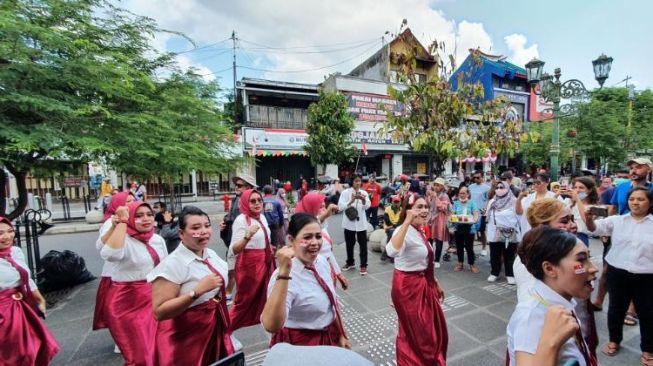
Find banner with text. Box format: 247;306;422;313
345;92;404;122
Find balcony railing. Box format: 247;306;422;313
247;105;308;130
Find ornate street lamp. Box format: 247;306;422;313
525;55;612;180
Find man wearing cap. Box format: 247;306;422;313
363;174;382;229
220;173;257;299
609;158;653;215
468;170;490;256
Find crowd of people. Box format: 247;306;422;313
1;156;652;365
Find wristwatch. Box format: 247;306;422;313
188;290;199;300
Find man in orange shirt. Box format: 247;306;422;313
363;174;383;229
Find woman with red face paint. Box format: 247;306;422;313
228;189;275;331
386;195;448;366
0;216;60;365
262;213;350;348
100;201;168;366
148;206;234;365
295;193;348;289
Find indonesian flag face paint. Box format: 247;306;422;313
298;239;311;248
573;263;587;275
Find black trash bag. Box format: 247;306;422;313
38;250;96;293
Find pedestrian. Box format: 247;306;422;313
337;174;371;276
428;178;451;268
381;195;402;263
132;180;147;202
262;185;285;249
515;172;555;240
158;210;181;254
228;189;275;331
96;177;113;210
585;186;653;364
485;181;519;284
363;174;382;229
451;186;480;273
294;193;348;289
0;216;60;365
386;196;448;366
507;226;598;366
567;176;599;246
469;170;490;256
262;213;351;348
148;206;234;365
100;201;168;366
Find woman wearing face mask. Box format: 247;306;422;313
486;182;519;284
294;193;348;289
428;178;451;269
451;186;480;273
148;206;234;365
228;189;275;331
507;226;598;366
516;173;555;240
100;201;168;366
0;217;59;365
585;187;653;365
567;177;599;246
262;213;350;348
386;195;447;365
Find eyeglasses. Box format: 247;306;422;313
249;198;263;204
532;181;544;186
473;176;482;180
235;183;244;188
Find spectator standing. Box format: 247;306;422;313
469;171;490;256
451;186;480;273
609;158;653;215
363;174;382;229
428;178;451;268
155;205;181;254
262;185;285;249
96;177;113;210
337;174;371;276
381;195;402;263
485;181;519;284
133;180;147;202
567;177;599;246
515;172;555;240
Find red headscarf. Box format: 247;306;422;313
0;216;13;256
295;193;325;217
103;191;135;222
239;189;263;219
126;201;154;245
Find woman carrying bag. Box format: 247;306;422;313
486;181;519;284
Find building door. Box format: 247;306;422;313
256;156;314;188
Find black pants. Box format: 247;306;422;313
434;239;443;262
366;206;379;229
344;229;368;267
489;241;517;277
606;264;653;352
454;229;475;265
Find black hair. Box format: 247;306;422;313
287;212;320;238
533;172;551;183
472;170;483;177
351;174;362;182
572;176;599;204
627;186;653;214
262;185;273;194
153;201;166;210
178;206;210;230
398;194;426;224
518;226;578;280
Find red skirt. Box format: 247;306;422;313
229;249;274;331
0;288;60;365
92;276;113;330
154;300;234;366
391;269;448;366
270;322;340;347
106;281;156;366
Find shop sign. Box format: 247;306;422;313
345;92;404;122
416;163;426;174
350;128;402;145
494;90;529;104
63;177;84;187
243;128;308;150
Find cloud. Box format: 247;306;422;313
504;34;539;69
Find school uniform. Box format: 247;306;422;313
386;225;448;366
0;246;60;365
147;244;234;365
320;228;341;285
93;219;116;330
268;256;344;346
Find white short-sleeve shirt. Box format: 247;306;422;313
517;191;556;240
386;225;429;272
267;256;336;330
507;280;587;366
590;214;653;274
100;233;168;282
0;246;38;291
319;229;341;275
228;214;270;256
147;244;228;308
96;220;117;277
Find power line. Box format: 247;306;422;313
237;36;381;50
173;37;231;55
238;38;379;55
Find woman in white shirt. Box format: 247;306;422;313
100;201;168;366
567;177;599;246
585;186;653;365
508;226;598;366
228;188;275;331
148;206;234;365
516;173;556;240
386;196;447;366
0;216;59;365
294;192;348;289
262;213;350;348
486;181;519;284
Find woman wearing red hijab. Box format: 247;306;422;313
228;189;275;331
94;191;135;332
0;216;59;365
295;193;347;289
386;196;448;366
100;202;168;366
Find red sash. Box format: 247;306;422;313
229;249;274;331
0;288;60;365
304;264;347;342
270;323;340;347
92;276;113;330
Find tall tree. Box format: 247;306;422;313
304;89;357;174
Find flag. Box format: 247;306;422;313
362;142;368;156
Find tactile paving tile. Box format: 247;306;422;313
344;313;396;344
364;339;397;365
441;294;471;312
481;283;517;296
244;349;268;366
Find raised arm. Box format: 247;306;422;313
261;247;293;333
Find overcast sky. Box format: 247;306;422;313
117;0;652;93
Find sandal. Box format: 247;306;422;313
625;312;639;326
454;263;463;272
601;342;620;357
641;353;653;366
469;265;480;273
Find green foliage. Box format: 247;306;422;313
304;89;357;168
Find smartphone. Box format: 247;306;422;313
589;206;609;217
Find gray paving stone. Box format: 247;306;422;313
485;301;519;322
450;285;507;307
448;348;505;366
449;310;508;343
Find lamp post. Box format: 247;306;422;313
525;54;613;181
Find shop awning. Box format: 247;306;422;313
251;150;308;157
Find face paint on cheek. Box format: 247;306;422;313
573;263;586;275
191;233;202;238
298;239;310;248
135;218;143;224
